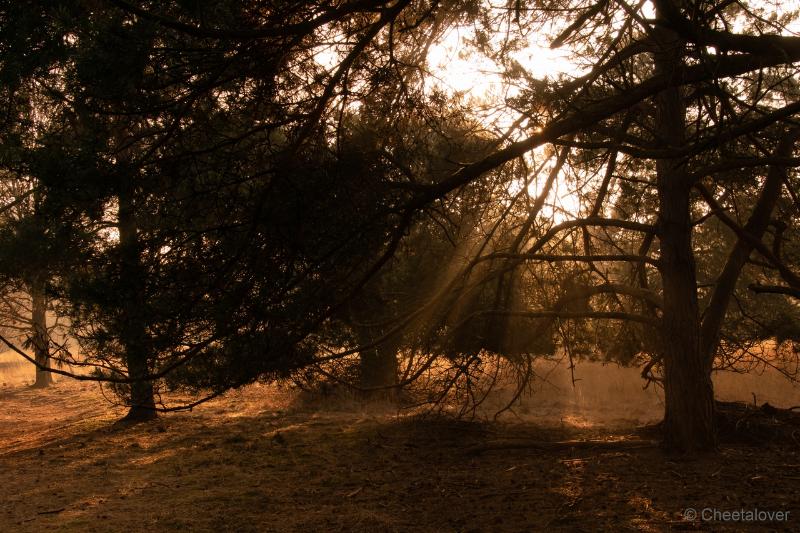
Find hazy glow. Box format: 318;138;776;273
504;148;583;224
427;22;582;220
529;180;583;223
314;45;340;72
425;28;499;96
426;26;576;98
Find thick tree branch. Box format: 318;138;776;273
466;310;659;326
695;182;800;291
699;129;800;362
478;252;659;266
748;284;800;299
412;51;800;207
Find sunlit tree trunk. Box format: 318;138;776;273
30;275;53;388
118;180;156;421
654;22;716;452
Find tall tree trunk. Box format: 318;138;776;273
358;327;399;401
654;22;716;451
118;181;156;421
30;275;53;388
658;174;715;451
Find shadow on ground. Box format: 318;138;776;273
1;381;798;532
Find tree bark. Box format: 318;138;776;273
30;275;53;388
658;173;716;452
355;312;399;401
653;21;716;452
118;181;156;421
357;325;399;401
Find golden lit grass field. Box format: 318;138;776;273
0;350;36;388
1;354;800;531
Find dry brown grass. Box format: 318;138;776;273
0;374;798;532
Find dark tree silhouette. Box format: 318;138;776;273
2;1;800;452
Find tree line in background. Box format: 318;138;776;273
2;0;800;451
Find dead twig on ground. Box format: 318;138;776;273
467;439;659;455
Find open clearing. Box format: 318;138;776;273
2;355;800;532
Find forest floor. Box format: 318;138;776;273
1;352;799;532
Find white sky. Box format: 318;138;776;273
426;26;574;97
425;24;582;221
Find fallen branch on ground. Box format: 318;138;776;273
467;438;659;455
